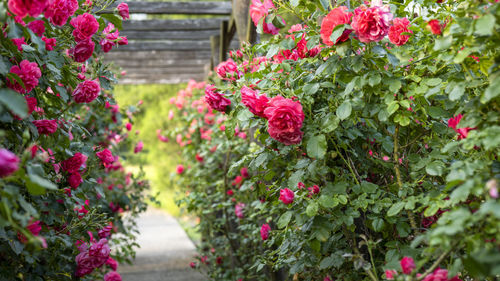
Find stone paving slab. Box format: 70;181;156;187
119;208;205;281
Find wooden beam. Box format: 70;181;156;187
210;35;220;69
121;30;220;40
104;50;212;60
103;58;209;67
122;19;225;31
113;41;212;51
219;20;229;63
101;1;232;15
114;66;205;74
118;74;206;84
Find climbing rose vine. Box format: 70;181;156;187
170;0;500;280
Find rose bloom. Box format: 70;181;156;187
104;271;122;281
205;85;231;112
75;251;94;277
12;37;27;51
25;96;37;115
73;79;100;103
61;152;88;173
97;149;114;165
100;39;116;53
385;269;397;280
422;268;462;281
126;123;132;131
68;172;82;189
8;0;47;18
117;2;129;20
240;167;249;178
89;238;111;268
427;19;442;35
134;141;143;153
241;86;269;118
105;257;118;271
18;220;42;243
260;223;271;240
235;202;245;219
264;96;305;145
45;0;78;26
216;59;240;81
279;188;294;204
0;148;20;178
388;17;412;46
28;20;45;36
448;114;474;140
99;224;113;239
7;60;41;94
249;0;280;34
42;36;56;50
70;13;99;42
320;6;353;45
32;119;58;135
351;0;393;43
400;256;415;274
69;39;95;63
176;164;185;174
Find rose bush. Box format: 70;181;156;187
171;0;500;280
0;0;149;279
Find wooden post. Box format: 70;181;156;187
219;20;229;63
210;35;221;69
246;10;257;44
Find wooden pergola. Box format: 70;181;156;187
101;1;255;84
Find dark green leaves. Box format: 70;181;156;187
277;211;293;229
336;101;352;120
0;88;28;119
474;14;495;36
307;134;327;159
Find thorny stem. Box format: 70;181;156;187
392;125;418;233
332;140;361;185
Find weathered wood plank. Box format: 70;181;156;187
122;19;225;31
104;50;212;60
102;1;232;15
118;74;206;84
104;58;209;67
113;41;212;51
121;30;220;40
117;66;205;75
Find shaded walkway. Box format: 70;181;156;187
119;208;204;281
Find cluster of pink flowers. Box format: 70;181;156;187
75;238;111;277
100;23;128;53
385;257;462;281
0;148;20;177
7;60;41;94
216;59;241;81
249;0;283;35
448;114;475;140
204;84;231;112
260;223;271;240
61;152;87;189
279;188;295;204
72;79;100;103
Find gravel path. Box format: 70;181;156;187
119;208;205;281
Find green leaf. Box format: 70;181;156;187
336;101;352;120
290;0;299;7
424;204;439;217
426;161;445;176
425;78;442;87
453;48;471;64
337;195;348;205
0;88;28;118
277;211;293;229
0;56;10;75
330;25;345;43
303;83;320;95
307;134;327;159
319;195;338;208
387;101;399;116
288;170;304;188
306;202;319;217
266;44;280;58
368;73;381;87
100;13;123;30
388;79;401;93
372;218;384;231
475;14;496;36
434;35;453;51
319;0;330;10
449;83;465;101
387;202;405;216
481;77;500;103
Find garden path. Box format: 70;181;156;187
119;207;204;281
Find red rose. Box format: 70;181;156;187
400;256;415;275
32;119;58;135
264;96;304;145
61;152;87;173
28;20;45;36
388;17;412;46
0;148;20;178
216;59;241;81
117;2;129;20
8;0;47;18
205;85;231;112
320;6;353;46
385;270;397;280
351;1;393;43
448;114;474;140
176;164;184;174
25;96;37;115
105;257;118;271
427;19;442;35
73;79;100;103
260;223;271;240
422;268;462;281
45;0;78;26
70;13;99;42
68;172;82;189
42;36;56;50
104;271;122;281
279;188;294;204
69;39;95;63
7;60;41;94
249;0;281;35
235;202;245;218
96;149;114;165
241;86;269;118
100;39;115;53
17;220;42;243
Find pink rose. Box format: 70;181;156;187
104;271;122;281
264;96;305;145
249;0;281;34
427;19;442;35
126;123;132;131
100;39;115;53
99;225;113;239
61;152;87;173
422;268;462;281
8;0;47;18
240;167;249;178
105;257;118;271
448;114;474;140
12;37;27;51
69;39;95;63
73;79;100;103
97;149;114;165
118;36;128;45
134;141;143;153
241;86;269;118
216;59;240;81
260;223;271;240
70;13;99;41
235;203;245;219
7;60;41;94
42;36;56;50
25;96;37;115
75;251;94;277
32;119;58;135
205;85;231;112
385;269;397;280
388;17;412;46
28;20;45;36
17;220;42;243
351;1;393;43
400;256;415;275
0;149;20;178
320;6;353;45
279;188;294;204
117;2;129;20
176;164;184;174
89;238;111;268
45;0;78;26
68;172;82;189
